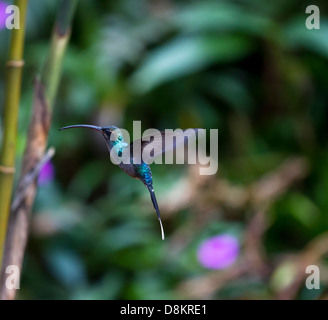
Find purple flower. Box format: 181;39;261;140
38;160;55;185
197;234;239;269
0;1;9;30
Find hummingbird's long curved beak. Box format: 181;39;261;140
59;124;102;132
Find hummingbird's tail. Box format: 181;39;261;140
147;186;165;240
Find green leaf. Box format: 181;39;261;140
173;2;273;36
285;18;328;58
130;35;253;93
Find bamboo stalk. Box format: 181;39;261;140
0;0;79;299
42;0;78;107
0;0;28;270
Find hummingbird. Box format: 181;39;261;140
59;124;198;240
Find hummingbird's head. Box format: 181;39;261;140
100;125;121;141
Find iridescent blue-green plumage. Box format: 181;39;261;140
135;163;152;187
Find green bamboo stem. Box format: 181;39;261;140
0;0;28;269
41;0;78;107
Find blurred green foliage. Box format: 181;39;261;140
1;0;328;299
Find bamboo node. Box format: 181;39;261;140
6;60;25;68
0;165;16;174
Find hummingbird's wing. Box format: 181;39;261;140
129;129;199;164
